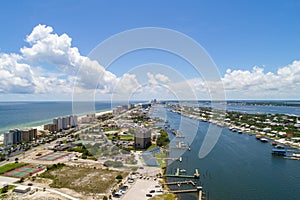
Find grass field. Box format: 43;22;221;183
149;194;177;200
0;163;26;175
155;153;167;168
107;135;134;141
40;165;129;194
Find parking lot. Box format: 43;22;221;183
119;176;163;200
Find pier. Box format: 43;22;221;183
165;168;200;179
164;180;196;186
169;186;203;200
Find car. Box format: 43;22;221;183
149;190;155;193
128;179;134;184
146;194;152;197
155;185;160;188
28;183;33;186
113;193;121;198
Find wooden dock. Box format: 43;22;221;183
172;189;198;193
170;186;203;200
164;180;196;186
164;168;200;179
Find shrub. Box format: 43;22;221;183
115;174;123;180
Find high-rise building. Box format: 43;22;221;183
4;129;22;146
21;129;37;143
4;132;13;146
134;127;151;149
62;117;69;130
44;124;57;132
69;115;78;127
53;118;63;131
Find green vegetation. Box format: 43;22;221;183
156;130;170;147
46;163;65;171
104;160;123;168
67;143;96;160
103;196;108;200
115;174;123;180
0;162;26;174
176;104;300;137
147;143;157;150
149;193;177;200
97;113;113;121
103;127;119;132
0;185;15;194
107;134;134;141
155;151;167;168
131;114;150;123
40;165;128;194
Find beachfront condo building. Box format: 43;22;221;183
4;128;37;146
50;115;78;132
21;129;37;143
53;117;63;131
44;124;57;132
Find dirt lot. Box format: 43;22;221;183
38;165;129;196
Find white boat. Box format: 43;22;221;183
260;138;268;143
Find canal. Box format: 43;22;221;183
150;104;300;200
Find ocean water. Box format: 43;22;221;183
0;101;129;134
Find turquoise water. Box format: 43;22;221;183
0;101;116;134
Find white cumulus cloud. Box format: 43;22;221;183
222;61;300;99
1;24;300;100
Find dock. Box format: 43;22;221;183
164;180;196;186
169;186;203;200
165;168;200;179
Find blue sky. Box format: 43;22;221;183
1;0;300;100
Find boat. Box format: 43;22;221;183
275;145;285;149
260;138;268;143
256;135;262;140
271;141;277;146
194;169;200;179
238;130;243;134
272;148;287;156
179;169;186;173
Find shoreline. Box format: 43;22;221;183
175;110;300;150
0;109;112;143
